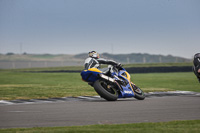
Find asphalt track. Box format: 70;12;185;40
0;92;200;129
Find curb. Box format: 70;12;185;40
0;91;199;106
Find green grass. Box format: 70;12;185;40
0;120;200;133
132;72;200;92
0;70;199;100
0;71;95;100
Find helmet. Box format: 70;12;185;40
88;51;99;59
194;53;200;58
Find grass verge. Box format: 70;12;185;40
0;120;200;133
0;71;199;100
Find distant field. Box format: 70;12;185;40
2;62;193;72
0;52;193;69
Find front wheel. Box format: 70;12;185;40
132;84;145;100
93;80;118;101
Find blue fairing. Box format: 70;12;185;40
81;70;100;82
118;85;135;98
114;69;135;98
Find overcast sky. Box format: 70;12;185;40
0;0;199;58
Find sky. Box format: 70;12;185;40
0;0;199;58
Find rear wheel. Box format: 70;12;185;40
132;84;145;100
93;80;118;101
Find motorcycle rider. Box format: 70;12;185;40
84;51;121;70
193;53;200;83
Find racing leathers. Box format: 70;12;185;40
193;53;200;82
84;57;120;70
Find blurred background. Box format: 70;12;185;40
0;0;199;68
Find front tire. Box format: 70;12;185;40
93;80;118;101
132;84;145;100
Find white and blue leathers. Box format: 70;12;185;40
84;57;119;70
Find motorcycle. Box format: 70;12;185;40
81;65;145;101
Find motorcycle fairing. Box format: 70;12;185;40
115;70;135;98
81;68;101;82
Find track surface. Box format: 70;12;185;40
0;94;200;128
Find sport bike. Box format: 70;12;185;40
81;65;145;101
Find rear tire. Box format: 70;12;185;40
93;80;118;101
